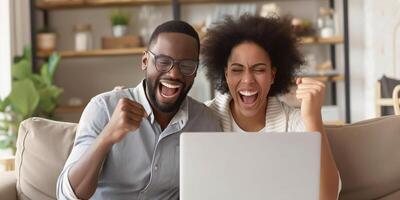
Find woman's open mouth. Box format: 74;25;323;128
238;90;258;105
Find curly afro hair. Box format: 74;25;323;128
201;14;304;96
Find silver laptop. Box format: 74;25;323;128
180;132;321;200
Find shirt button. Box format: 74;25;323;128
154;165;159;171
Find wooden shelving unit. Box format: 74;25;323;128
31;0;351;120
179;0;247;4
36;0;170;9
297;69;344;82
300;74;344;82
36;0;273;9
37;47;147;58
300;36;343;45
36;36;342;59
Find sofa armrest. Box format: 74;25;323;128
0;171;17;200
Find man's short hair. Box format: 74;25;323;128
148;20;200;54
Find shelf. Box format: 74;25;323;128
37;47;147;58
36;0;170;9
54;105;85;113
298;71;344;82
299;36;343;45
179;0;248;3
37;0;303;9
302;75;344;82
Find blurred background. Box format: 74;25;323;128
1;0;400;163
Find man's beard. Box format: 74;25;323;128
145;78;192;113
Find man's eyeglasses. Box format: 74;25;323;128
146;50;199;76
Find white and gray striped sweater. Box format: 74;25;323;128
205;92;305;132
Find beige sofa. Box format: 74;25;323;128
0;116;400;200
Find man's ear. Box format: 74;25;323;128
141;52;148;70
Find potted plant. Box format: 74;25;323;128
110;9;130;37
0;47;63;155
36;27;57;53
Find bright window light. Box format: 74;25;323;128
0;0;12;100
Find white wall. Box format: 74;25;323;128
0;0;31;100
11;0;31;57
363;0;400;119
0;0;12;100
348;0;366;122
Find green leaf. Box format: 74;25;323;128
9;79;40;117
40;63;51;85
37;86;63;113
30;74;48;90
0;98;11;112
110;9;130;26
23;47;31;62
6;46;62;120
47;53;60;81
11;60;32;80
0;133;14;149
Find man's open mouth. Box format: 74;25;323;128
158;80;182;101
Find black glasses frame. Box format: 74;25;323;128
146;50;199;76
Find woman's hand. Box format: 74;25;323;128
295;77;325;122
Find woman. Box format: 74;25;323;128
202;15;340;199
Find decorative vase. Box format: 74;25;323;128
36;32;56;52
112;25;127;37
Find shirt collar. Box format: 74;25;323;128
135;80;155;124
169;98;188;129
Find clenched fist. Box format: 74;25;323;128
101;98;147;145
295;77;325;122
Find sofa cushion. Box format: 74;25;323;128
0;171;17;200
15;117;77;200
326;115;400;200
379;190;400;200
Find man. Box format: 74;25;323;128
57;20;221;200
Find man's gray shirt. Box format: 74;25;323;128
56;80;222;200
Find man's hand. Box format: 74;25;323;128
67;98;147;199
113;86;126;91
295;77;325;122
102;98;147;145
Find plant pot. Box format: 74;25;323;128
37;33;57;52
112;25;127;37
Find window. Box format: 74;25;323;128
0;0;12;99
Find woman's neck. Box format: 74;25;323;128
230;100;267;132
